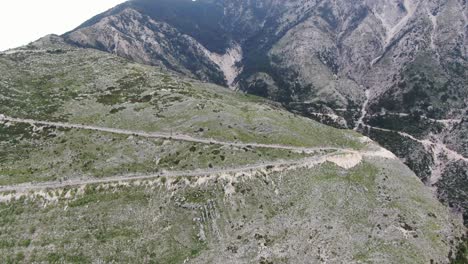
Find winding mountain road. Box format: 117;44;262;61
363;125;467;160
0;113;406;194
0;113;401;194
0;154;341;193
0;114;384;193
0;115;341;154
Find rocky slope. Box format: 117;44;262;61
0;36;465;263
63;0;468;225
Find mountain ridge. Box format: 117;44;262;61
62;0;468;225
0;34;465;262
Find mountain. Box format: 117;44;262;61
0;35;466;263
63;0;468;226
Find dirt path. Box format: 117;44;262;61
0;154;338;193
0;115;340;154
367;112;462;127
0;115;397;193
363;125;468;162
0;146;398;193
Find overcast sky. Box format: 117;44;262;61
0;0;127;51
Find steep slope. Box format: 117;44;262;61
63;0;468;224
64;7;226;85
0;36;465;263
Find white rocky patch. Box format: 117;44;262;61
0;49;48;55
385;0;418;45
354;89;371;130
370;0;419;65
358;136;373;144
363;147;398;160
0;193;18;203
427;8;438;51
326;153;363;169
203;43;243;89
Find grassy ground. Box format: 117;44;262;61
0;161;463;263
0;44;364;186
452;238;468;264
0;122;312;186
0;47;365;151
0;41;464;263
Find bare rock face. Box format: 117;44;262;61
64;0;468;224
65;7;227;85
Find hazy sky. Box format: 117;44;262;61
0;0;127;51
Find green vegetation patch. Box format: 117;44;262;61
0;122;312;186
